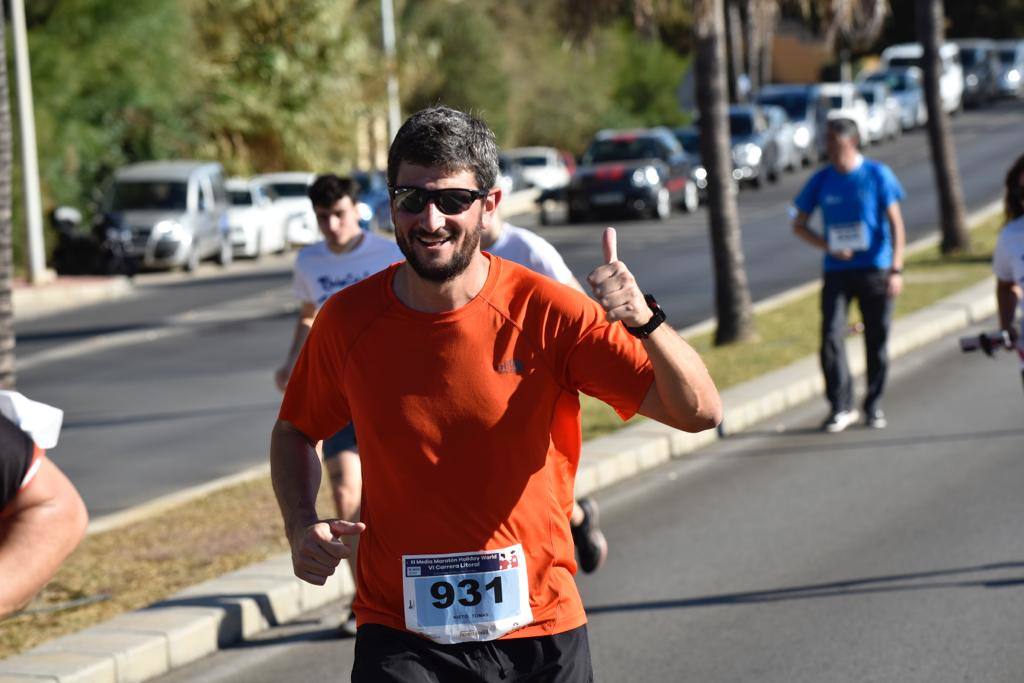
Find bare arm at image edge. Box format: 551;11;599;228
0;457;88;617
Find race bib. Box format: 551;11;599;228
827;221;869;252
403;545;532;644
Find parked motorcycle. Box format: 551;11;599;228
51;206;135;277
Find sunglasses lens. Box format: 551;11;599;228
436;190;475;215
394;188;428;214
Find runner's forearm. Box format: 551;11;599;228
638;325;722;432
270;419;323;542
887;202;906;269
997;280;1020;332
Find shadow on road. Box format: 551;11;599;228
585;561;1024;615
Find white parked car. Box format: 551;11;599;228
816;82;872;153
251;171;319;246
879;41;964;114
501;147;572;191
225;178;289;258
857;82;902;143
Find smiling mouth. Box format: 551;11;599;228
415;234;451;248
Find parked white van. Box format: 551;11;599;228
879;42;964;114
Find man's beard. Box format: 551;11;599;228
396;218;482;283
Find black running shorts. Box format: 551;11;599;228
351;623;594;682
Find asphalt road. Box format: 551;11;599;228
14;100;1024;517
152;321;1024;682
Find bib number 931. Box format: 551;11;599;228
403;544;532;644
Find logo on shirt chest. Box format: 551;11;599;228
823;194;844;206
495;359;524;375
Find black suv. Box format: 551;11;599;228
566;127;698;222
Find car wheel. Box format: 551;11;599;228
184;243;200;273
217;236;233;267
567;207;586;224
681;182;699;213
653;187;671;220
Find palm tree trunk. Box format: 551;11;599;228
725;0;743;102
915;0;969;254
694;0;756;345
0;9;16;389
744;0;761;94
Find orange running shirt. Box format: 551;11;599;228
279;254;655;638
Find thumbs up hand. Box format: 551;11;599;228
586;227;652;329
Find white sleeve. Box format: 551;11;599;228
993;231;1014;282
523;234;575;285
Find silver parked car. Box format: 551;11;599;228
860;67;927;131
761;104;799;172
106;161;232;272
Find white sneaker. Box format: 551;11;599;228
821;409;859;433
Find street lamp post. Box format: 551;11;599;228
381;0;401;143
10;0;49;285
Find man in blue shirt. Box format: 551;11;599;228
792;118;906;432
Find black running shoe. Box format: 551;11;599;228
571;497;608;574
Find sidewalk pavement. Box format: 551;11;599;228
2;198;1002;682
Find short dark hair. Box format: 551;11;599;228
1004;152;1024;221
387;106;499;191
827;117;860;142
307;174;357;209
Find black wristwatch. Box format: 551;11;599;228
625;294;666;339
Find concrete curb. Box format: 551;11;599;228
0;277;1000;682
14;276;134;322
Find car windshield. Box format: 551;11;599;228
826;95;845;108
267;183;308;198
110;181;188;211
512;156;551;167
584;137;660;163
999;49;1018;64
960;49;984;67
228;190;252;206
887;56;921;69
673;130;700;154
728;113;754;136
756;93;808;119
861;90;877;104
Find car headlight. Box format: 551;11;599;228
153;220;188;242
733;143;762;165
693;166;707;181
1008;69;1021;83
631;166;659;187
966;74;979;87
793;125;811;148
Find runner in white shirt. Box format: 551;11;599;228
275;173;402;636
993;152;1024;391
480;208;608;574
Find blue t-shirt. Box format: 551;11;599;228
794;159;904;272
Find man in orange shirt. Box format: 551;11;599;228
271;106;722;681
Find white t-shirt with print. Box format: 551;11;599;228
485;224;575;285
293;233;403;307
993;215;1024;330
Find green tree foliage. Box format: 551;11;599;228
25;0;196;232
187;0;374;174
399;1;510;140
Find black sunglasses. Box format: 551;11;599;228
389;186;489;215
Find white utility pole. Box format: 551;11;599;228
381;0;401;142
10;0;48;284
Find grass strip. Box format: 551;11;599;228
0;212;1005;658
